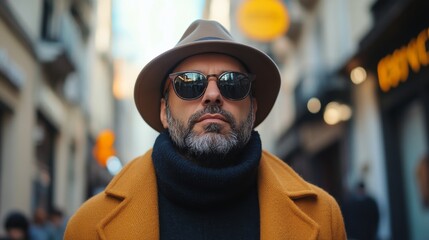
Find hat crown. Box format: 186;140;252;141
176;20;234;47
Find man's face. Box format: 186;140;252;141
160;54;257;161
7;228;26;240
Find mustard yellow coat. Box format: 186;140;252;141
65;150;346;240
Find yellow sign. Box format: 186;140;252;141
236;0;290;42
377;28;429;92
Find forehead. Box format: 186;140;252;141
173;53;247;72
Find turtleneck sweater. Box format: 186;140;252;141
152;131;262;240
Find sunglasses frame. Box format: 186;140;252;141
167;71;255;101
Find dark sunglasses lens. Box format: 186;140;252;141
173;72;206;99
218;72;251;100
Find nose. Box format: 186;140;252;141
201;76;223;106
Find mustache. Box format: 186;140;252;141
188;105;236;129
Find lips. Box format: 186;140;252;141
198;114;229;123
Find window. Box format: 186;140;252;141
41;0;56;41
32;112;57;212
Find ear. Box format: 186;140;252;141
251;97;258;124
160;98;169;129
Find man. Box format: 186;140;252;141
65;19;346;239
48;208;67;240
343;181;379;240
1;211;30;240
29;207;53;240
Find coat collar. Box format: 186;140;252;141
97;150;319;239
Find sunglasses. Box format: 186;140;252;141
167;71;255;101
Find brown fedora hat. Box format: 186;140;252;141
134;19;281;132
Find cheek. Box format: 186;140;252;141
169;102;197;123
228;101;253;121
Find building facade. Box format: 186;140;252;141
229;0;389;239
258;0;428;239
342;0;429;239
0;0;114;233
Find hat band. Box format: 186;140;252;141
194;37;225;41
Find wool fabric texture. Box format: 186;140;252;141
152;130;261;208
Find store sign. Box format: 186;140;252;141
236;0;289;42
377;27;429;92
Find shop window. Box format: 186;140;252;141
370;0;400;23
66;143;76;211
0;103;11;217
32;113;57;212
398;101;429;239
311;141;343;200
0;108;3;214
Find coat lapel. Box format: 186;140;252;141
259;151;320;240
96;150;160;240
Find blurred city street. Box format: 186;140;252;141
1;0;429;239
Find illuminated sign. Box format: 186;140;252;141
377;28;429;92
236;0;289;42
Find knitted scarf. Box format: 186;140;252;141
152;131;262;239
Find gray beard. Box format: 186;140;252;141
166;103;255;164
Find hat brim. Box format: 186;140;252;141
134;40;281;132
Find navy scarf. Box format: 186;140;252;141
152;131;262;239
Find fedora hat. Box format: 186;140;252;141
134;19;281;132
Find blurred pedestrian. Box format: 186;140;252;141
29;208;52;240
65;19;346;239
47;208;67;240
1;211;30;240
416;153;429;208
343;181;380;240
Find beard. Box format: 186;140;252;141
166;102;255;167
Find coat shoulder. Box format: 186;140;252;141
260;150;346;239
64;192;122;239
64;153;154;239
309;184;347;239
